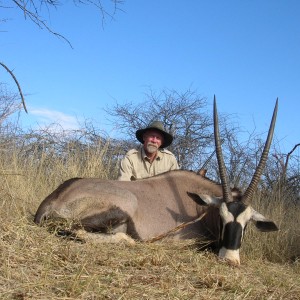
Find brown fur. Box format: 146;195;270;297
34;170;223;245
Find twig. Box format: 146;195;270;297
0;62;28;113
146;212;208;243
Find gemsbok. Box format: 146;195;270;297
34;97;279;265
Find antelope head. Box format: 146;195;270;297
190;97;279;266
216;96;279;265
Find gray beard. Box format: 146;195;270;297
146;144;158;154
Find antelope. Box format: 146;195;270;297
34;97;279;265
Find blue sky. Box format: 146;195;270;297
1;0;300;154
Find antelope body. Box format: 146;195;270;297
34;98;279;265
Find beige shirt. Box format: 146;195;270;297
118;147;179;181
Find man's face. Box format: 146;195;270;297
143;130;164;154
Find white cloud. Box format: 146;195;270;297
29;108;80;131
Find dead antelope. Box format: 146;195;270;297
34;97;279;265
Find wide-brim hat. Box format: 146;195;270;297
135;120;173;148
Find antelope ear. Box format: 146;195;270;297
251;210;279;232
187;192;222;207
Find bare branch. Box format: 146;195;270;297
0;62;28;113
12;0;73;48
8;0;124;46
284;143;300;175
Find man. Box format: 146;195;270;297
118;121;179;181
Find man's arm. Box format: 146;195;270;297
118;149;139;181
163;149;180;170
118;156;133;181
171;156;180;170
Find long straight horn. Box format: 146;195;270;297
214;96;232;202
243;98;278;203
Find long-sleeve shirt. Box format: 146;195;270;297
118;146;179;181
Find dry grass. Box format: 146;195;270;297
0;219;299;299
0;141;299;299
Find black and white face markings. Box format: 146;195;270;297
186;190;278;266
219;201;252;248
218;201;254;265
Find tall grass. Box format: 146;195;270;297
242;189;300;264
0;138;299;299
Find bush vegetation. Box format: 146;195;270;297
0;89;299;299
0;128;299;299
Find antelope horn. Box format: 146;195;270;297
243;98;278;203
214;96;232;202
